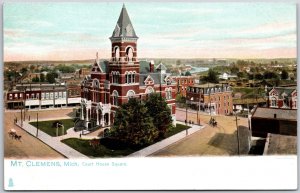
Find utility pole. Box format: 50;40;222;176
36;112;39;137
197;88;201;125
235;111;240;155
20;108;23;127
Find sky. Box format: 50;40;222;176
4;2;297;61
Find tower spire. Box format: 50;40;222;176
110;4;138;40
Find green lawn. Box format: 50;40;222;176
62;123;191;158
165;124;190;138
29;119;74;137
61;138;135;158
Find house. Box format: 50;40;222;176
186;83;233;115
250;107;297;137
6;83;81;109
172;76;195;97
266;87;297;109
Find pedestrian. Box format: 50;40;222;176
79;133;82;138
28;115;30;121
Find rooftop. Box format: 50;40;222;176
189;83;229;88
252;107;297;121
110;4;138;39
264;133;297;155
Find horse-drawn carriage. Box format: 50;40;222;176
8;129;22;141
209;117;218;127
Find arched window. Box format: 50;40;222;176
125;72;129;84
112;90;118;106
114;47;120;61
126;47;134;62
127;90;135;99
271;97;277;107
132;72;135;83
166;88;172;100
146;87;154;95
111;71;119;84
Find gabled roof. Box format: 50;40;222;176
252;107;296;121
156;62;167;71
91;60;103;73
111;4;138;39
144;75;155;85
268;87;296;98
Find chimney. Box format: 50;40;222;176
274;114;277;118
150;60;154;73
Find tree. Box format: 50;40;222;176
20;67;28;74
237;71;246;78
281;70;289;80
32;77;40;82
230;65;239;74
206;68;219;83
185;71;191;76
54;64;76;73
263;71;278;79
247;73;254;80
176;60;181;66
40;73;45;82
145;94;173;138
110;98;158;147
46;72;58;83
254;73;264;80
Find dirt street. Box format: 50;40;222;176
152;108;250;156
4;109;74;159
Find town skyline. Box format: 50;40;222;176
4;3;296;61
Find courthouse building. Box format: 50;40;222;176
79;5;176;130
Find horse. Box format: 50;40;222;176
89;138;100;149
14;134;22;141
8;129;17;139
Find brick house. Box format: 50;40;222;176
172;76;195;97
79;5;176;130
6;83;81;109
266;87;297;109
186;83;233;115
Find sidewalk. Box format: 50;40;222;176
16;121;89;159
128;121;205;157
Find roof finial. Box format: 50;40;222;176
96;52;98;60
122;3;126;9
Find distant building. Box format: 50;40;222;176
172;76;195;97
186;83;233;115
6;83;81;109
79;68;90;77
266;87;297;109
219;72;237;80
250;107;297;137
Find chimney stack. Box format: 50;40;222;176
150;60;154;73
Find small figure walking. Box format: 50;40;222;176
28;115;30;121
79;133;82;138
